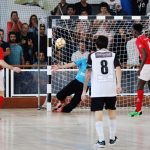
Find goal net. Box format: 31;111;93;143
50;16;150;109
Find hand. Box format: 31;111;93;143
81;91;87;101
13;67;21;73
116;85;122;94
51;65;59;72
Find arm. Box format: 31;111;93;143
81;69;91;100
115;66;122;94
0;59;21;73
4;47;11;57
52;62;76;72
138;48;148;76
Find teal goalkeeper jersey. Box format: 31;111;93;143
74;58;91;86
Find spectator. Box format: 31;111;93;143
0;29;11;61
33;52;47;69
19;23;35;64
114;3;127;15
113;28;127;66
29;14;38;38
7;32;24;65
29;14;38;58
66;4;76;15
7;11;22;42
76;10;91;41
51;0;68;15
97;2;112;15
132;0;148;15
75;0;92;15
40;24;47;60
52;50;66;65
71;41;89;62
103;0;121;14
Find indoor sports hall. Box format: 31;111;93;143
0;0;150;150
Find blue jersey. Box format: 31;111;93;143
75;58;91;86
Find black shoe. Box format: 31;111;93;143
109;136;118;145
96;140;106;148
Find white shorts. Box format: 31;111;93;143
138;64;150;81
0;69;4;91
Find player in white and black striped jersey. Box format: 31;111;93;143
82;35;122;148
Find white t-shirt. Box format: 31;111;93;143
87;49;120;97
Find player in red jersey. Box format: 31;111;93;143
0;47;21;108
129;23;150;117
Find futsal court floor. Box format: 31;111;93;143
0;108;150;150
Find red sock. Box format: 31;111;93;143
0;96;4;108
135;90;144;112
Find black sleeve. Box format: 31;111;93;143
87;54;92;69
114;55;121;68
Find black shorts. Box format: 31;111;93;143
91;97;117;111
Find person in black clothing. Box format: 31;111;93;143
19;23;35;64
0;29;11;62
132;0;148;15
75;0;92;15
40;24;47;60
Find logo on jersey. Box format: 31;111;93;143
95;52;112;58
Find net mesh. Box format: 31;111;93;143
51;18;150;108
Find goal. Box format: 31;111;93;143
48;16;150;109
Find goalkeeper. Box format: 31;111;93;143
52;56;91;113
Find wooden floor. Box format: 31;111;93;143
0;108;150;150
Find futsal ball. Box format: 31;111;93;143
55;38;66;49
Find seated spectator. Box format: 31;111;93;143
7;32;24;65
52;50;66;65
66;4;76;15
75;0;92;15
51;0;68;15
0;29;11;61
33;52;47;69
40;24;47;60
97;2;112;15
103;0;121;13
19;23;35;64
114;3;127;15
71;41;89;62
132;0;148;15
7;11;22;42
76;10;91;41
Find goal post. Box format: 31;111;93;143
47;15;150;110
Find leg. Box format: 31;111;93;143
53;80;76;111
91;98;105;147
62;81;83;112
129;79;146;117
108;110;117;141
95;111;105;148
135;79;146;112
0;91;4;108
105;97;117;143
